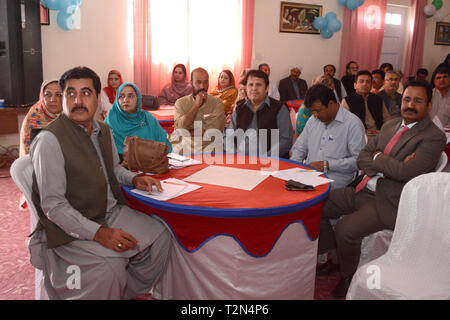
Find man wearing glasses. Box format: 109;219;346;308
317;79;446;298
378;70;403;118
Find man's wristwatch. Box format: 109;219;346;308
323;161;328;173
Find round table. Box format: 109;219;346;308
148;106;175;134
122;154;330;299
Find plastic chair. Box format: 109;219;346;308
357;151;449;267
10;155;48;300
347;172;450;299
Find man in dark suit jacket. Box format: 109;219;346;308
316;80;447;298
278;67;308;104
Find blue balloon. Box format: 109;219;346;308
321;28;334;39
325;12;337;23
40;0;62;10
358;0;365;6
347;0;359;10
59;0;80;15
328;19;342;32
57;11;76;31
313;17;328;30
338;0;348;5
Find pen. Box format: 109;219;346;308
163;181;187;186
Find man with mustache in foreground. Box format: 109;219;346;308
316;80;446;298
29;66;172;299
170;67;226;154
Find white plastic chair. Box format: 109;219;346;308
357;151;449;267
347;172;450;299
10;155;48;300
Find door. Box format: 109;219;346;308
379;5;409;70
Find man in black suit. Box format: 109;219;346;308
278;67;308;104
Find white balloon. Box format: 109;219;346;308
434;10;445;22
423;4;436;16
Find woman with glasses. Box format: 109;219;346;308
105;83;172;160
20;80;63;157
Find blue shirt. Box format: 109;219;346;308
290;105;366;189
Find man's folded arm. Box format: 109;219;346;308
372;135;446;182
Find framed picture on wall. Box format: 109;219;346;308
279;2;322;34
40;4;50;25
434;22;450;46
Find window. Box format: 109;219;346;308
385;13;402;26
149;0;243;77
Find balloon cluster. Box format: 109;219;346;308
313;12;342;39
424;0;445;22
40;0;83;30
337;0;365;11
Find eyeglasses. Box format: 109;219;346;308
402;97;426;105
386;78;400;82
118;93;137;100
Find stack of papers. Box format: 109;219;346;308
168;153;202;168
183;165;269;191
131;178;202;201
270;168;334;187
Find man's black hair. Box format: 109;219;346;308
304;84;337;109
59;66;101;95
243;69;269;87
403;79;433;103
354;70;372;82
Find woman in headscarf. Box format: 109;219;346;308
105;83;172;160
19;79;62;157
98;70;123;120
158;64;192;106
210;69;238;115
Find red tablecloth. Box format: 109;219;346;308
123;155;330;257
148;107;175;134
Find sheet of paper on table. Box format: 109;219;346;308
271;168;334;187
131;178;202;201
183;165;270;191
168;153;202;168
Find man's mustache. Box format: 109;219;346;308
193;89;207;97
403;108;417;114
71;105;89;113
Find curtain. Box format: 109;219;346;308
339;0;387;77
133;0;255;96
133;0;151;95
403;0;427;80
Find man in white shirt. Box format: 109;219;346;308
430;67;450;127
258;63;280;101
290;84;366;189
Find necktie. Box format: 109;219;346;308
355;126;410;193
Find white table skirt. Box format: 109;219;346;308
152;222;318;300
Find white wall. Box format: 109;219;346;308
41;0;133;86
423;7;450;77
252;0;344;86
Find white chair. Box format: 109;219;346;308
347;172;450;299
357;151;449;267
10;155;48;300
434;151;448;173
